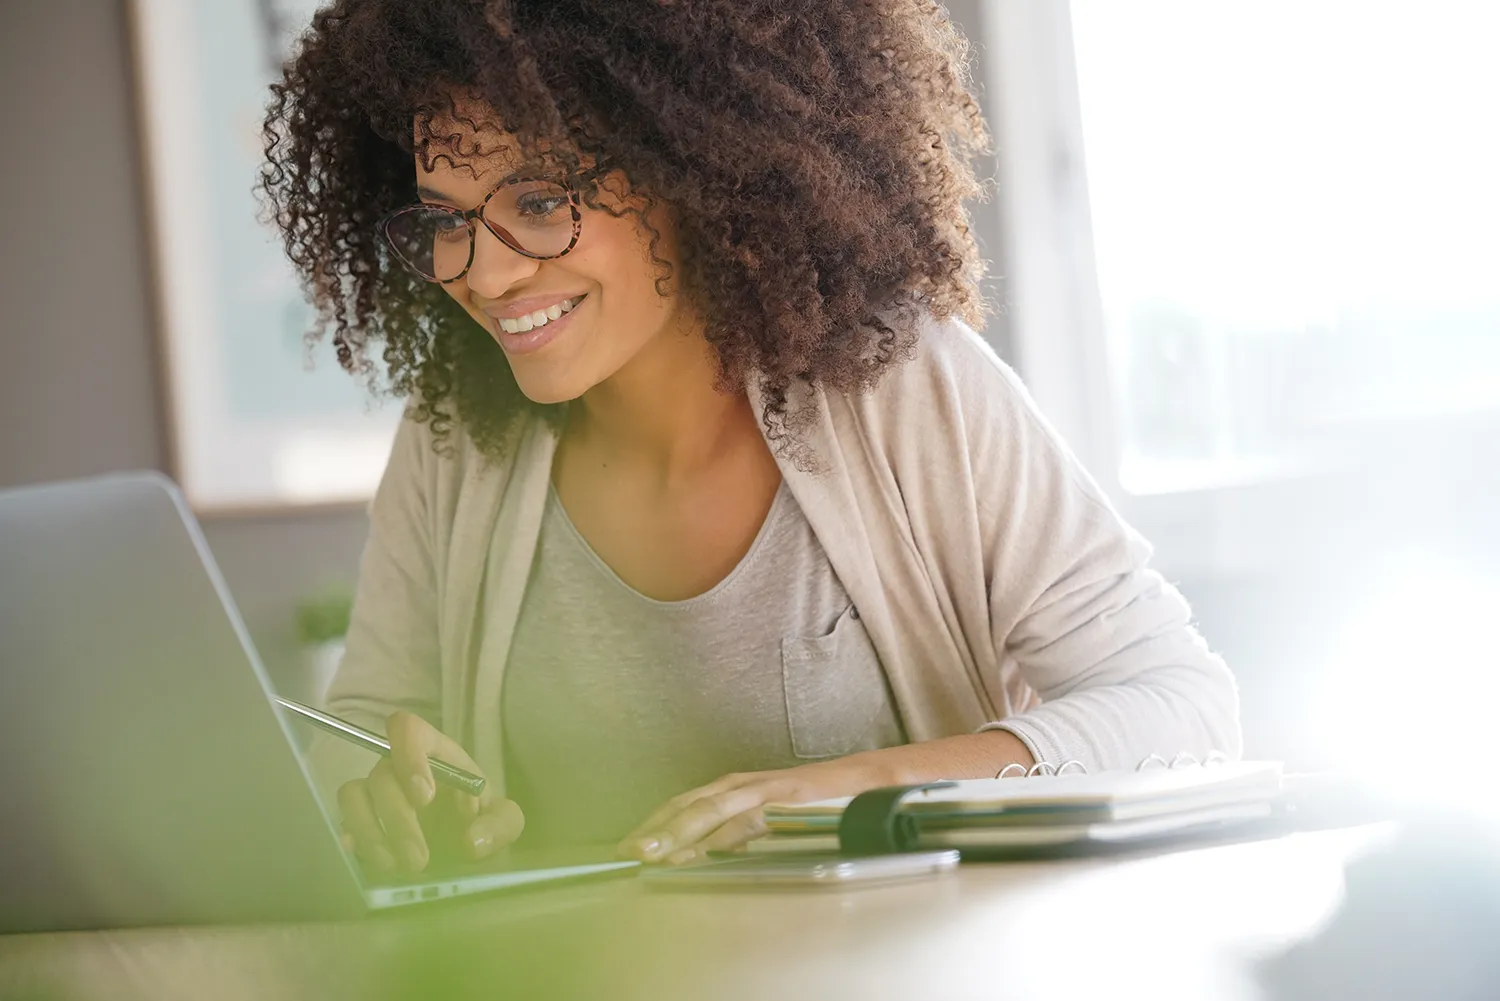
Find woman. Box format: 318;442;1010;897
260;0;1239;875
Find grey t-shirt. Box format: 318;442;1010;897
498;482;905;847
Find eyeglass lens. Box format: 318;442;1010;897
385;178;575;280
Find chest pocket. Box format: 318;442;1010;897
781;605;900;759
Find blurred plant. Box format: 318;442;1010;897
294;587;353;646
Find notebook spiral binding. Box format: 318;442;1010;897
994;750;1230;780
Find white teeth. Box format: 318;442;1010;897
497;295;583;334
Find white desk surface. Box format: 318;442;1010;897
0;825;1388;1001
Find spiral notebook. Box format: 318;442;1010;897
748;755;1284;856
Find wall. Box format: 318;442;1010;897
0;0;369;692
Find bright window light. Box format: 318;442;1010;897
1070;1;1500;493
1314;562;1500;814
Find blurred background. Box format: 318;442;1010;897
1;0;1496;802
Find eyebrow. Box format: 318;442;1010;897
417;160;561;206
417;168;531;206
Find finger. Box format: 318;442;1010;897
655;784;777;855
624;772;760;840
385;712;485;810
619;795;697;854
619;792;709;860
619;773;758;856
697;810;770;854
337;780;396;873
623;783;774;861
368;760;430;872
464;798;526;860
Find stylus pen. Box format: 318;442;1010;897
273;696;487;798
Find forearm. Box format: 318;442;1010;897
845;728;1036;787
996;669;1242;771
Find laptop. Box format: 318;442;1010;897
0;472;637;933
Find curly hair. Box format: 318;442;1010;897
259;0;991;459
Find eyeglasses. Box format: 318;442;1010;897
380;168;599;283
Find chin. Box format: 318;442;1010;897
509;369;593;406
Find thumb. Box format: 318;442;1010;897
464;798;526;860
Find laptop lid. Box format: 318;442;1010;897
0;472;368;932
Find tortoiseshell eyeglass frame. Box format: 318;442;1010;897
379;163;611;284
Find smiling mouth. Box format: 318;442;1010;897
495;295;586;334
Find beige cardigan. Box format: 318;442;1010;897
318;318;1241;796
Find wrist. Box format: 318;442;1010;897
844;729;1038;788
973;727;1036;774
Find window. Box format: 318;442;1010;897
976;2;1500;573
1073;0;1500;492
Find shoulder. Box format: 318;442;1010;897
827;313;1113;522
374;403;540;541
387;400;543;480
902;312;1009;376
844;313;1051;456
897;314;1044;415
382;405;482;500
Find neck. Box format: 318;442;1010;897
568;322;757;480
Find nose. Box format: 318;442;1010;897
464;223;540;299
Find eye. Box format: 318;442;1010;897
432;213;469;242
514;192;570;220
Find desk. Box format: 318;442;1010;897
0;827;1383;1001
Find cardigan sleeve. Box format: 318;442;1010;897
307;414;445;800
964;350;1243;770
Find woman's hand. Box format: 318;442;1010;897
616;731;1037;864
616;756;892;864
336;711;524;874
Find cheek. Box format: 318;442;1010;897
567;244;660;323
591;229;676;317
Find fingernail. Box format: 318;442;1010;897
410;774;434;804
404;843;427;871
371;846;396;872
642;835;671;860
472;833;492;855
667;848;697;866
